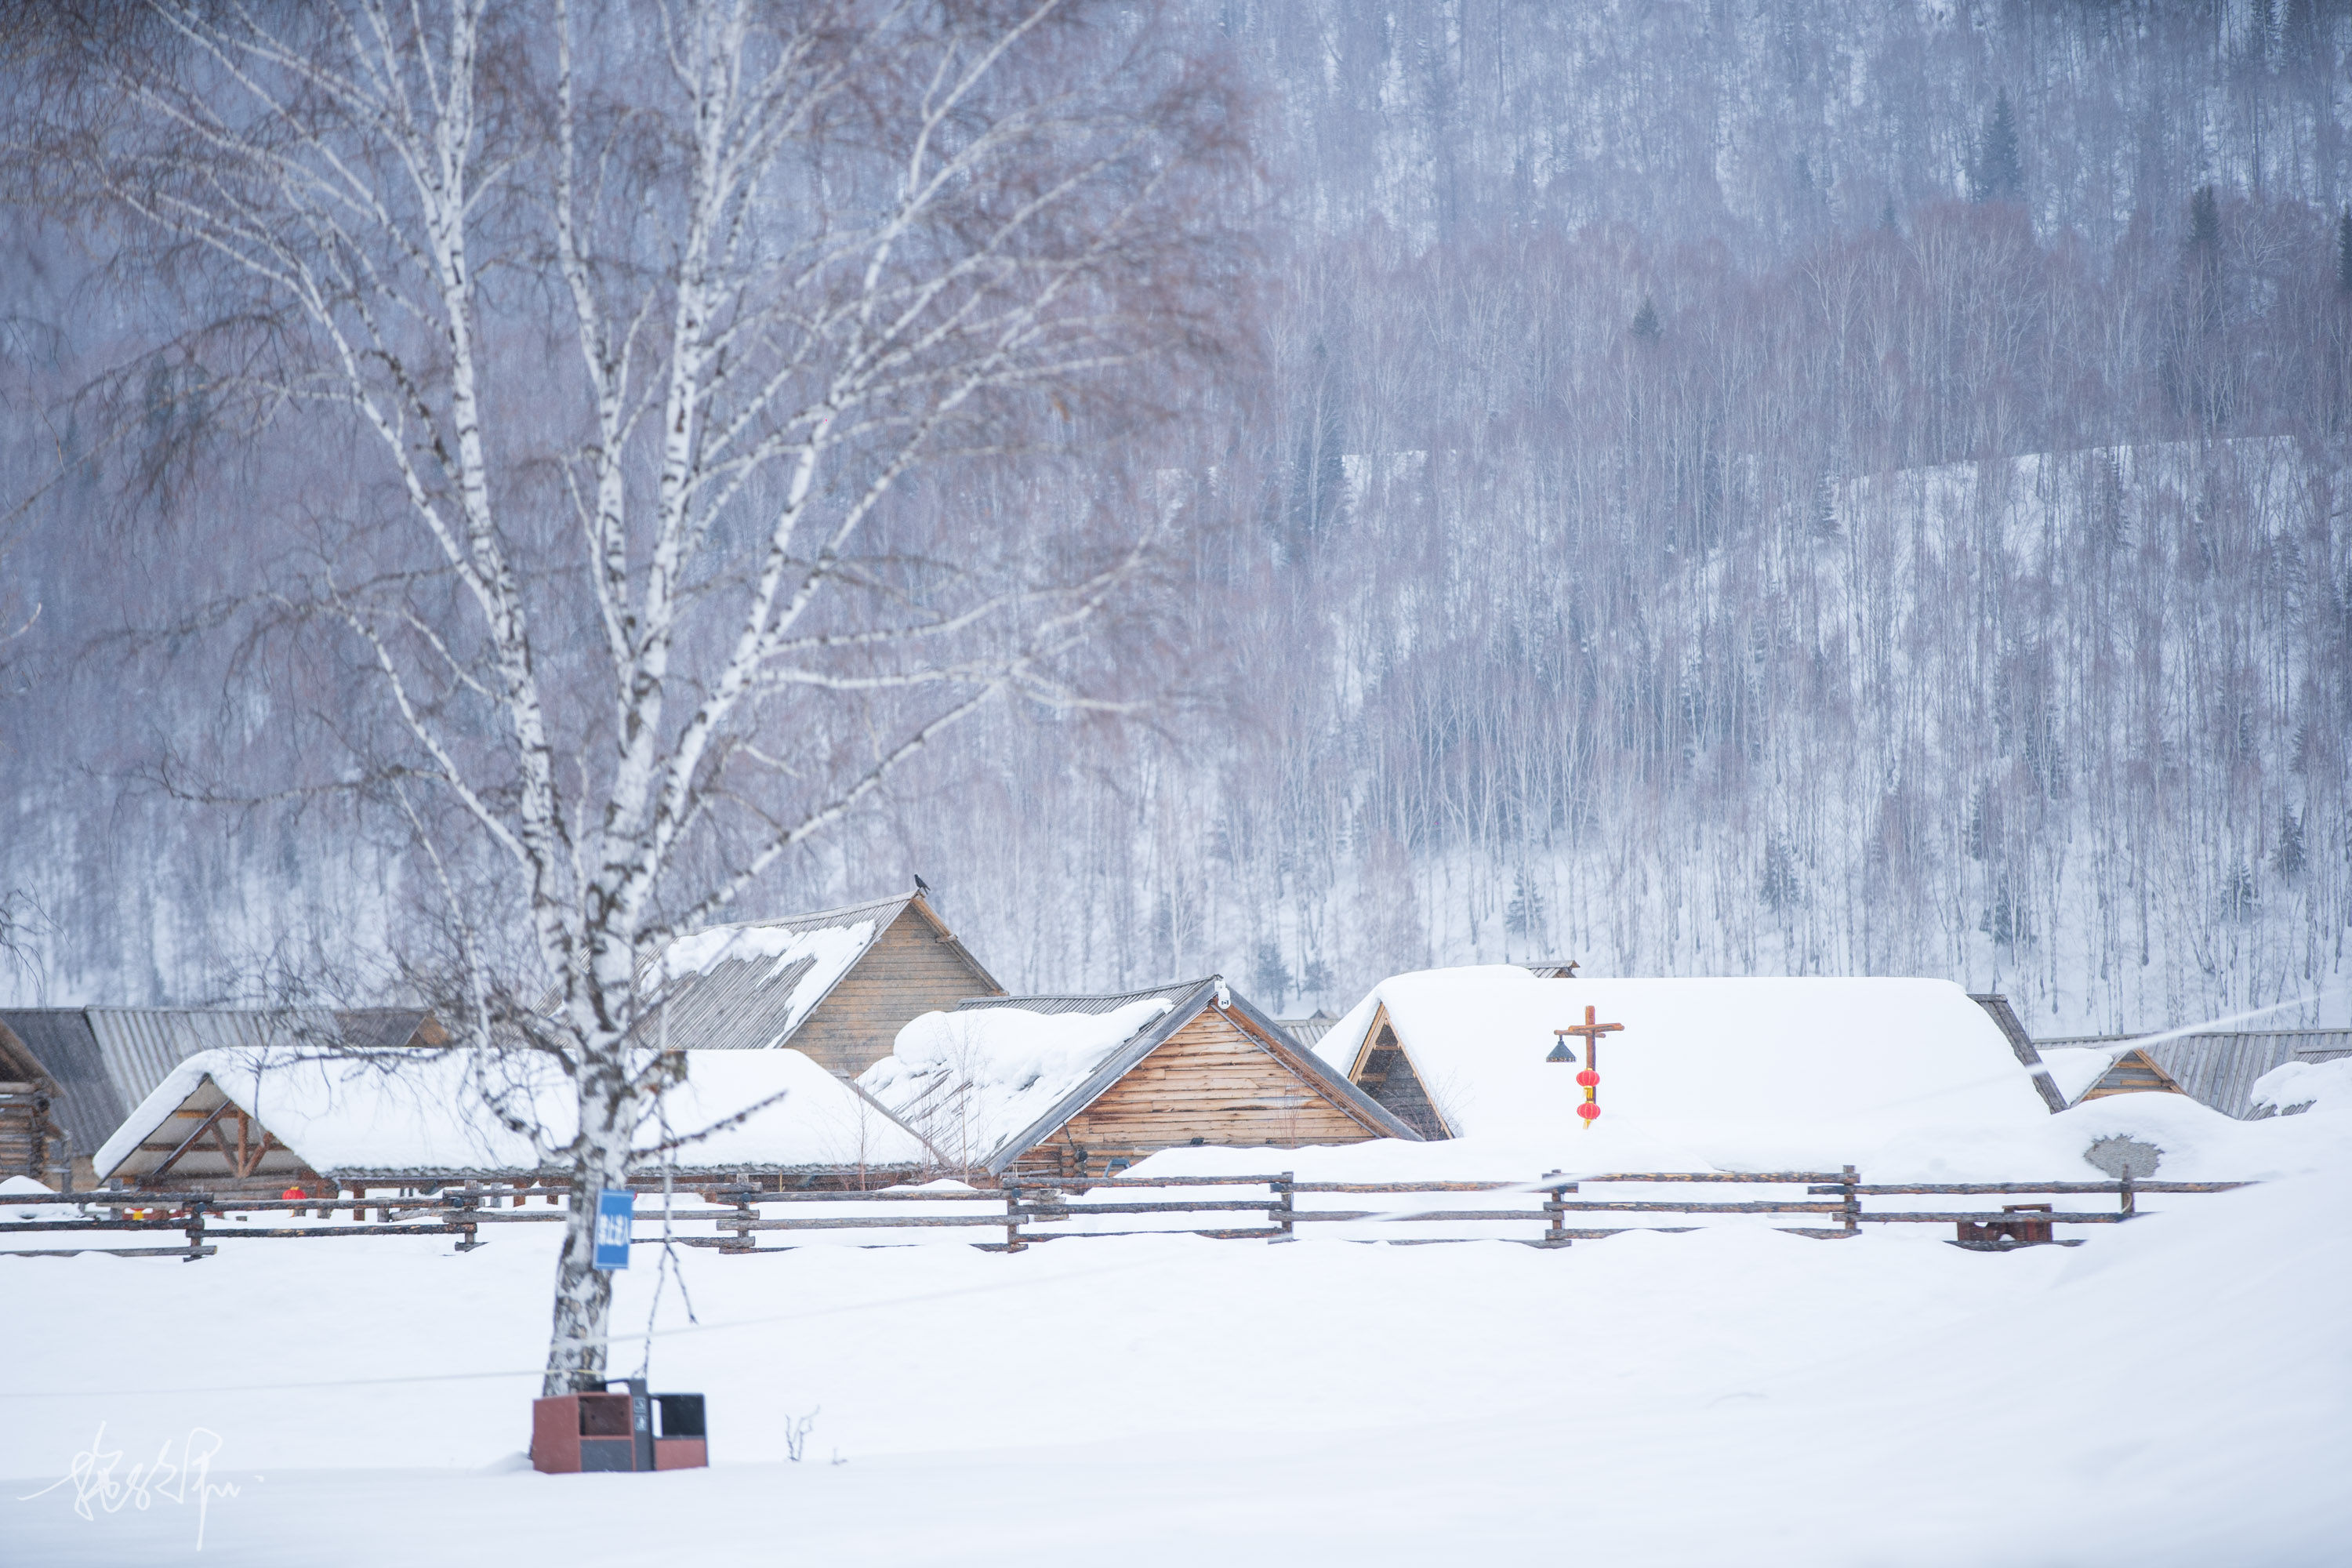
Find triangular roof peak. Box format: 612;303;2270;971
2074;1046;2189;1104
864;975;1420;1174
642;887;1001;1071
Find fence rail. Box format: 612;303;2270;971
0;1168;2253;1259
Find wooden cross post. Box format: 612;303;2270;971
1553;1005;1624;1131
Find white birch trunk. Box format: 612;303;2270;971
38;0;1234;1396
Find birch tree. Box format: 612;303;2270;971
17;0;1240;1390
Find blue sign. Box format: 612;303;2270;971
593;1189;634;1270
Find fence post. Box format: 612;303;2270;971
1003;1178;1026;1254
2118;1173;2135;1219
1841;1165;1860;1236
181;1199;207;1262
1274;1172;1294;1239
452;1185;482;1252
726;1187;756;1253
1541;1170;1573;1247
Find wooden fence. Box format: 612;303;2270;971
0;1170;2253;1260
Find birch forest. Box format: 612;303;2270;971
5;1;2350;1036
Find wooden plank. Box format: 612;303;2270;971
739;1214;1012;1231
145;1098;237;1184
1011;1200;1276;1217
1816;1181;2249;1196
2;1247;219;1259
1290;1181;1533;1193
1017;1226;1289;1242
1287;1209;1552;1223
1860;1211;2132;1225
0;1219;465;1237
1567;1171;1849;1185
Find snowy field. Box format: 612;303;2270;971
5;1119;2349;1566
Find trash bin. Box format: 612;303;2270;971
531;1379;708;1473
652;1392;708;1471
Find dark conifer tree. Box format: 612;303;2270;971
1972;91;2024;201
2187;185;2223;332
1631;297;1661;339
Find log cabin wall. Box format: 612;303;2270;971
0;1023;64;1180
1009;1008;1381;1176
787;906;1004;1077
0;1082;60;1179
1352;1020;1450;1140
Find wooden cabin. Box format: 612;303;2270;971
0;1021;67;1185
859;977;1421;1180
97;1057;330;1199
95;1046;935;1198
2035;1026;2350;1119
1312;969;2056;1141
651;889;1003;1078
0;1007;441;1188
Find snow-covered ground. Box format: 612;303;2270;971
5;1112;2348;1567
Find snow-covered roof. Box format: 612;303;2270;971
96;1045;929;1182
860;978;1419;1173
2037;1047;2122;1106
859;985;1188;1171
1315;969;2055;1145
0;1007;435;1156
633;891;995;1051
2250;1056;2352;1116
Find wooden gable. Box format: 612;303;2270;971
2075;1047;2189;1103
1007;1003;1396;1178
786;898;1005;1077
1345;1004;1453;1140
114;1075;327;1196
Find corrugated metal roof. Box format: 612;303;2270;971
0;1011;123;1155
638;896;909;1051
2;1008;428;1158
2036;1029;2352;1119
1276;1013;1338;1047
337;1010;434;1051
83;1008;324;1111
736;892;916;937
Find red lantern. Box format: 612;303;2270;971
1575;1069;1599;1088
1575;1102;1602;1122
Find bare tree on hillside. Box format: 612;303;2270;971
13;0;1243;1391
